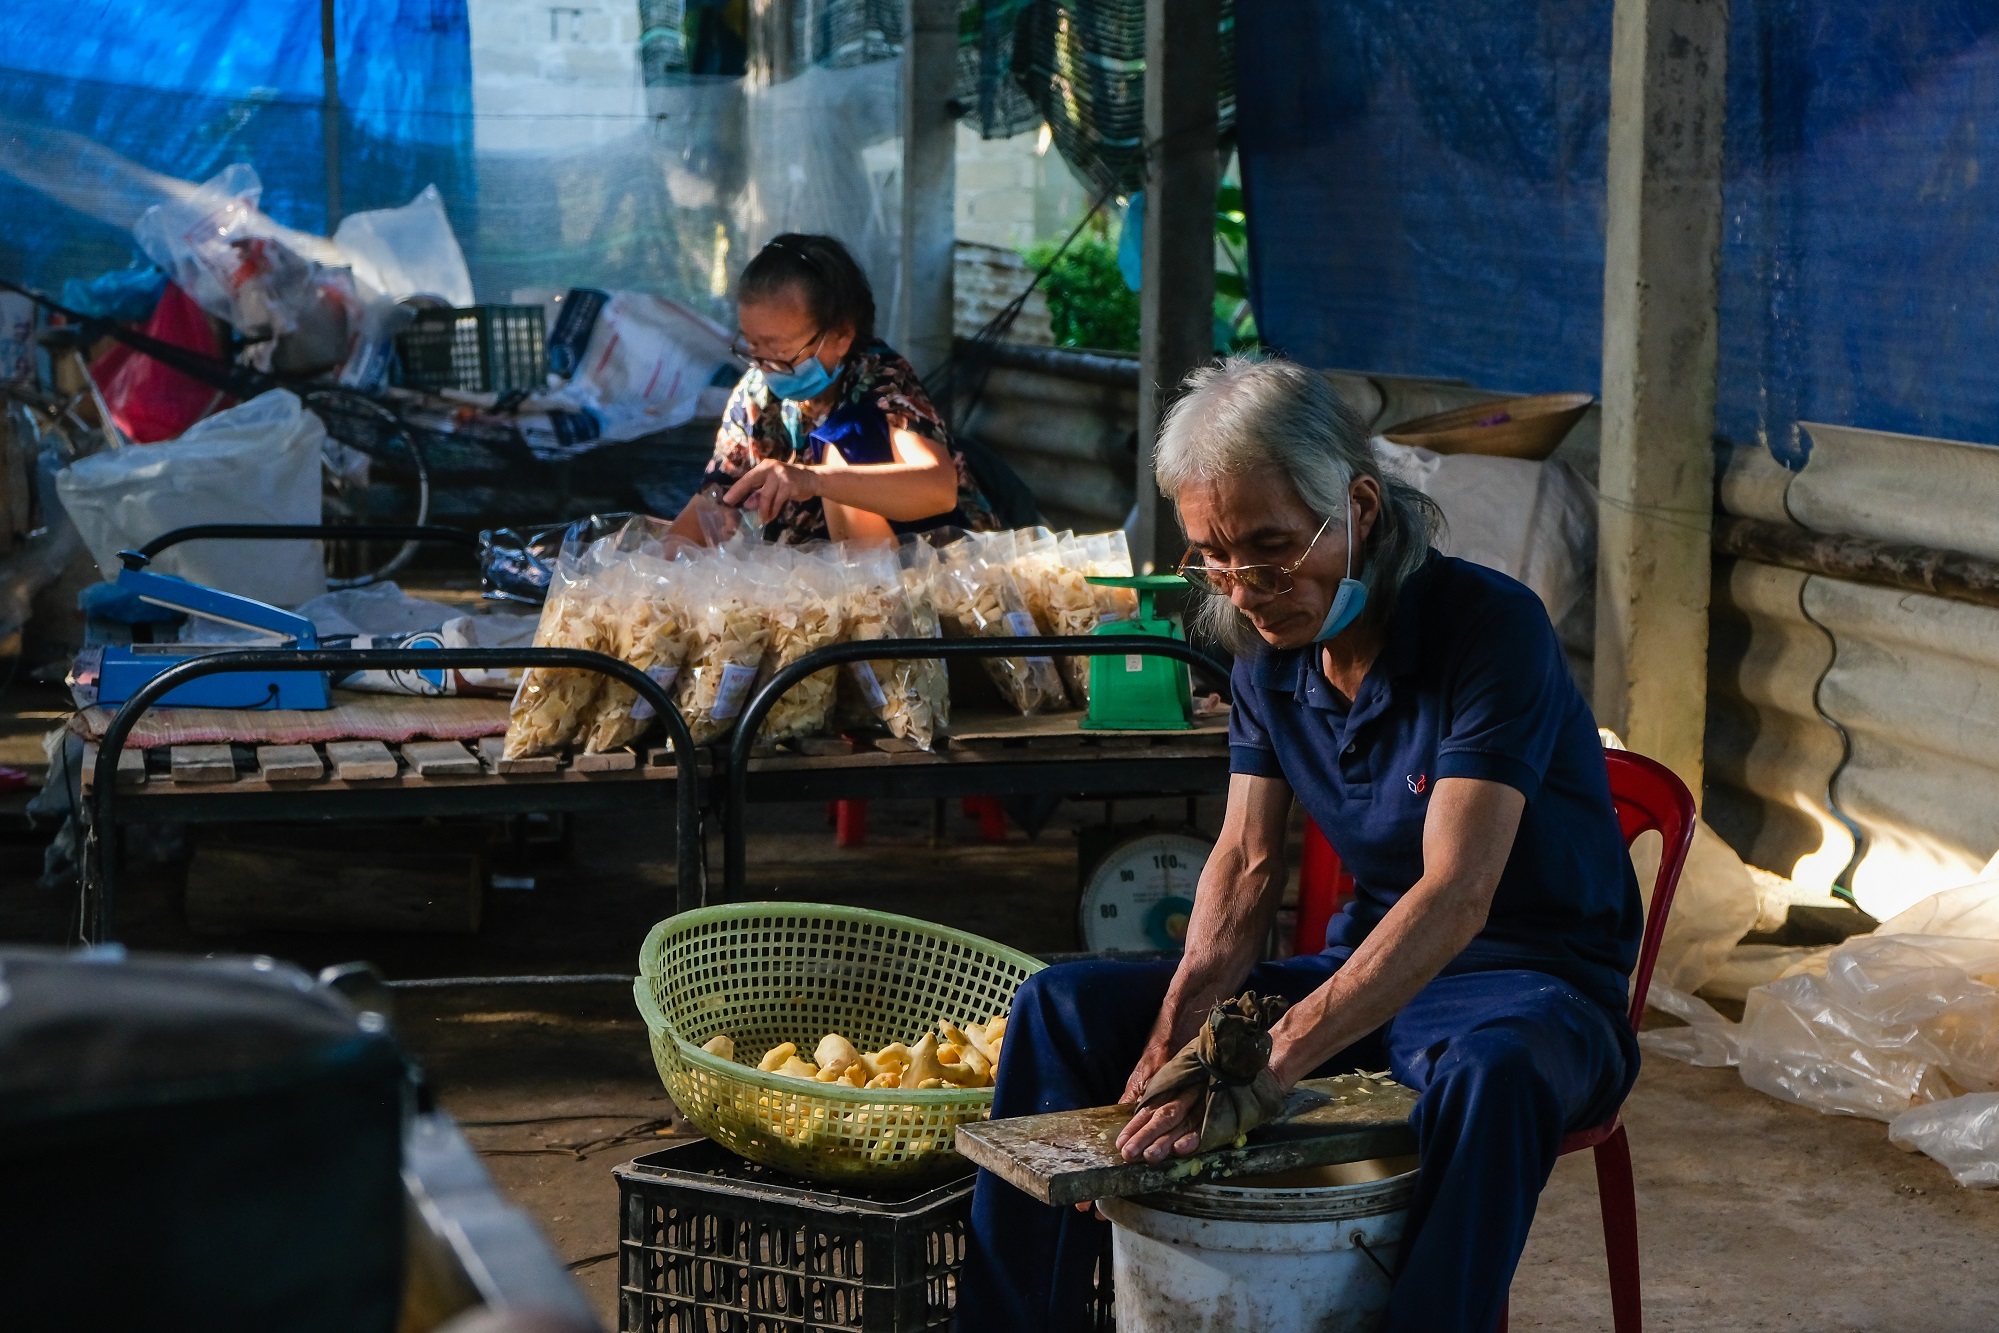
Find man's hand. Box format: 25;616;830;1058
722;458;817;514
1116;1086;1202;1163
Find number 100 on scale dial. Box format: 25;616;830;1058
1078;831;1215;954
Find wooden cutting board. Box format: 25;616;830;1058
954;1072;1418;1206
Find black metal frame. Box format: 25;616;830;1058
721;635;1231;898
83;647;701;943
138;523;480;558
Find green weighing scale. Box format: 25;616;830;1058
1081;573;1194;731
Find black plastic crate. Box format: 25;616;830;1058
617;1140;973;1332
393;304;546;394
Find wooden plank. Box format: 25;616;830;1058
325;740;400;781
572;748;637;773
169;744;238;785
789;735;857;757
80;743;147;791
943;709;1227;746
477;735;557;776
256;745;324;783
954;1073;1417;1207
402;740;483;777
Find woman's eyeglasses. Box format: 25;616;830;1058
1176;516;1333;596
732;328;826;375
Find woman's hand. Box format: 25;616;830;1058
723;458;819;514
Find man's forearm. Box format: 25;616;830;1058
1267;876;1487;1084
1155;840;1285;1047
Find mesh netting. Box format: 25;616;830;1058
955;0;1043;141
953;0;1236;191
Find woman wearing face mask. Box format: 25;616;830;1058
675;233;999;546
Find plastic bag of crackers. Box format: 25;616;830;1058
671;555;777;746
934;531;1068;715
581;550;699;753
503;544;619;760
836;542;948;750
757;546;849;742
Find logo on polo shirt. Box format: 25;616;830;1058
1406;773;1428;795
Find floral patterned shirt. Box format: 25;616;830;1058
703;341;999;544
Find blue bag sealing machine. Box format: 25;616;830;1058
92;552;333;710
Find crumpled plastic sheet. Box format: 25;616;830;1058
1631;879;1999;1183
1640;877;1999;1186
1735;933;1999;1121
1890;1092;1999;1188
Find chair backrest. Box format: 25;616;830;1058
1604;748;1698;1034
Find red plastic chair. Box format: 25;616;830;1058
1499;747;1696;1333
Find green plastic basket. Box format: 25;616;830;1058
636;903;1044;1186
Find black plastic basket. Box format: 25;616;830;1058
617;1140;978;1332
393;304;547;394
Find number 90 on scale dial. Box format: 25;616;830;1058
1077;831;1215;954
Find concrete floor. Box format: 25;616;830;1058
7;794;1998;1329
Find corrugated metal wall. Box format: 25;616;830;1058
1708;426;1999;921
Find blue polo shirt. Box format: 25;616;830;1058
1229;552;1641;1015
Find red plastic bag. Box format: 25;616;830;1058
91;282;230;444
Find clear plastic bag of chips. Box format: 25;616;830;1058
583;552;698;754
936;536;1067;715
837;543;947;750
1042;531;1106;705
674;558;775;745
1086;530;1141;622
758;547;848;742
503;552;616;760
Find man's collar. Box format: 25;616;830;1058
1244;549;1443;700
1372;549;1443;680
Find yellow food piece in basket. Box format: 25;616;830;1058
715;1015;1010;1093
815;1032;863;1077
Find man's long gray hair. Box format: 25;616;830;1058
1155;355;1443;654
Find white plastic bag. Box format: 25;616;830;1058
1890;1092;1999;1187
132;165;329;339
1372;437;1596;627
549;292;734;442
55;389;327;608
331;185;474;306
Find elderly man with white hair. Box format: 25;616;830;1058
960;356;1642;1332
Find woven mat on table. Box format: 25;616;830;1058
70;690;511;750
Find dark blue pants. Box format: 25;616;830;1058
959;954;1638;1333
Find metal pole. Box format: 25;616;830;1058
1133;0;1220;574
322;0;343;230
896;0;960;381
720;636;1231;898
84;647;701;943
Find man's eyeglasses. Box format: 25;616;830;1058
1176;516;1334;596
732;328;827;375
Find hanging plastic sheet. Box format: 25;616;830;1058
1235;0;1999;464
0;2;473;293
0;4;907;351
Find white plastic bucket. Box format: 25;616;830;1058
1099;1155;1419;1333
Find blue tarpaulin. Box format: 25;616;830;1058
0;1;472;295
1235;0;1999;463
